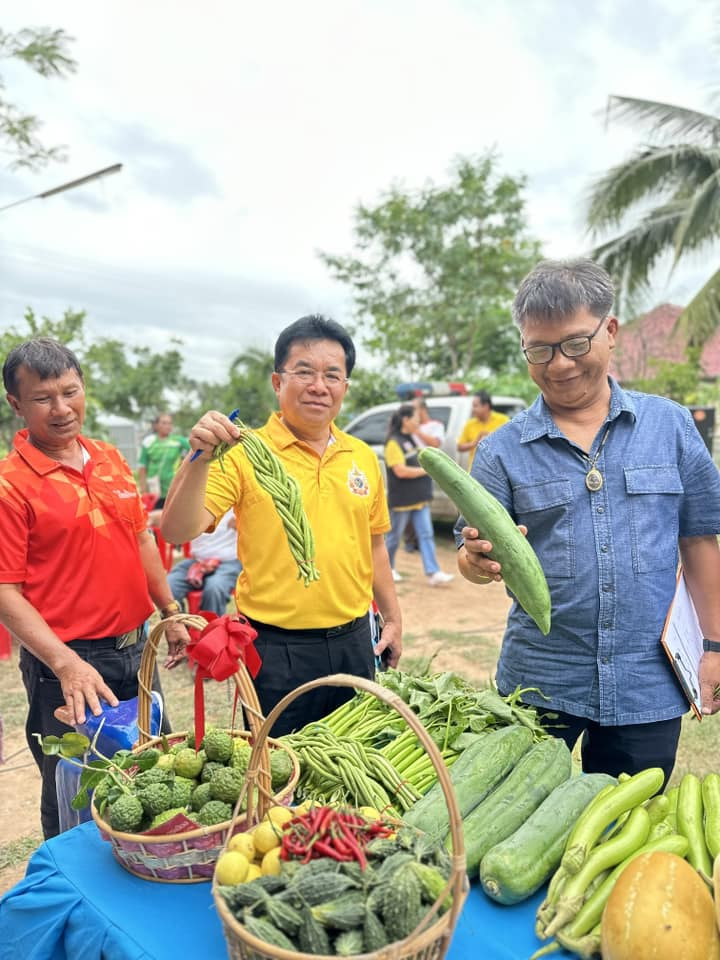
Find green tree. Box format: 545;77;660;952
0;26;76;169
197;347;277;428
83;338;191;423
0;308;194;454
320;153;542;379
587;95;720;346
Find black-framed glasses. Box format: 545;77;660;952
521;315;607;365
278;367;349;387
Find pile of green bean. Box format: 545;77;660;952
210;421;320;587
283;725;422;817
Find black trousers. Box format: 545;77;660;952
534;706;682;790
249;616;376;737
19;631;169;839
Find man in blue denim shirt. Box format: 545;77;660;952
456;258;720;784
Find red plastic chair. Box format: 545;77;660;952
186;590;203;615
0;623;11;660
151;527;176;572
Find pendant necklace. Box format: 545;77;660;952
577;423;612;492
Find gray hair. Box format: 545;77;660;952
511;258;614;330
3;338;84;396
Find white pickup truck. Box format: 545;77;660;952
343;394;527;520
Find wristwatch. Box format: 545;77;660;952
702;638;720;653
160;600;181;618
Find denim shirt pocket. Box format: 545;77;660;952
513;479;574;579
624;465;683;573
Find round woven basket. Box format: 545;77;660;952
213;672;469;960
90;613;300;883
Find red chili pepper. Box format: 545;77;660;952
313;839;344;860
337;819;368;871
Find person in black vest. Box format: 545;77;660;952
384;405;454;587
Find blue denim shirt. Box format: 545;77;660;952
454;379;720;724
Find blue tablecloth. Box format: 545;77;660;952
0;822;574;959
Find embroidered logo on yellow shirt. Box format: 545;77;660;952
347;463;369;497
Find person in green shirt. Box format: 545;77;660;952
138;413;190;507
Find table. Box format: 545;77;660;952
0;822;575;959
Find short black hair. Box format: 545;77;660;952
473;390;492;407
512;258;614;329
3;338;84;396
274;314;356;376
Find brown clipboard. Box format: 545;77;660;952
659;567;703;721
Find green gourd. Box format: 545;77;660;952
479;772;617;904
417;447;551;634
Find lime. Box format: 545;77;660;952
228;831;256;860
252;820;282;856
261;847;282;876
215;851;250;885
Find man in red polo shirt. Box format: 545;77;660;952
0;338;190;838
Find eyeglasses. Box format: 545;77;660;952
522;316;607;365
278;367;349;387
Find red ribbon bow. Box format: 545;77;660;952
186;613;261;749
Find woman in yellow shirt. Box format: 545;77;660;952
384;405;454;587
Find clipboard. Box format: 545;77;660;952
659;568;703;720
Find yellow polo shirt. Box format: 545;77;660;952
458;411;510;469
205;412;390;628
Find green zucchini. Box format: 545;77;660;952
452;735;573;874
479;772;617;904
417;447;551;634
403;724;534;839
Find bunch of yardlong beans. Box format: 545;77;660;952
283;725;422;817
324;697;460;797
210;419;319;587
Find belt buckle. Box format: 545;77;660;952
115;629;138;649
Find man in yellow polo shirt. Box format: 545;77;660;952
456;390;510;470
161;315;402;735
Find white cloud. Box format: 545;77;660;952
1;0;717;384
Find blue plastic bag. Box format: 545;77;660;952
56;692;163;833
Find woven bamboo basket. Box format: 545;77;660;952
91;613;300;883
213;672;469;960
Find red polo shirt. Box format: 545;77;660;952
0;430;153;641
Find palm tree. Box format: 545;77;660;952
587;95;720;346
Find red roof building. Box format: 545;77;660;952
610;303;720;383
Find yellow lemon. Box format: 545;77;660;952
261;847;282;876
214;851;250;885
228;832;256;860
293;800;314;816
265;805;294;828
358;806;381;820
253;820;282;856
246;863;262;881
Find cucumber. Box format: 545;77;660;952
452;735;573;874
417;447;551;634
479;772;617;904
702;772;720;859
403;724;534;839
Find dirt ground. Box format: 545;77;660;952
0;535;511;895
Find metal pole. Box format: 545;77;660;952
0;163;123;213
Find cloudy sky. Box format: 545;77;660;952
1;0;717;383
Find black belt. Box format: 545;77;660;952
66;626;143;650
249;617;365;639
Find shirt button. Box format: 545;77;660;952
596;506;604;514
602;622;611;629
601;657;609;664
601;545;608;553
603;584;612;592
